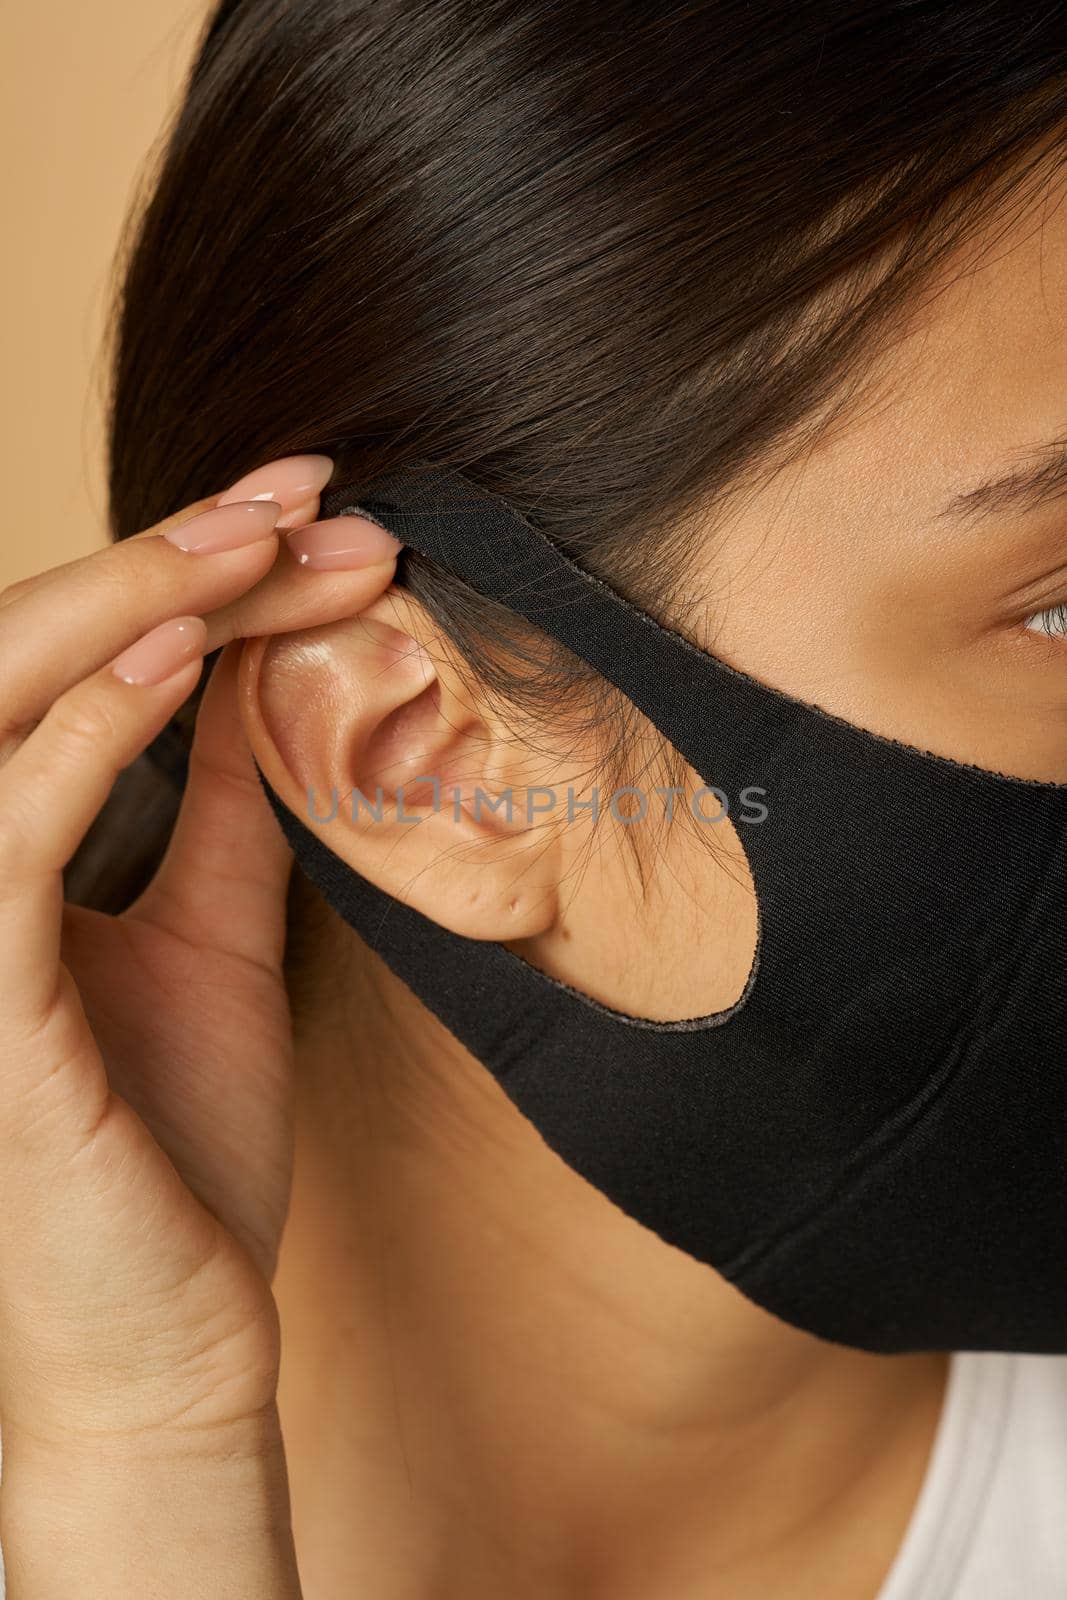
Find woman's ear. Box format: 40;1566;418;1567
239;590;564;941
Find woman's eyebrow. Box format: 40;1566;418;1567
935;435;1067;528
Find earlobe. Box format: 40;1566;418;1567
238;596;562;942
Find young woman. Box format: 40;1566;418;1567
2;4;1067;1595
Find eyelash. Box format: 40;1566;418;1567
1022;601;1067;641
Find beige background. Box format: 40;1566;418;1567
1;3;207;587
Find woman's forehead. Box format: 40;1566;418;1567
810;178;1067;531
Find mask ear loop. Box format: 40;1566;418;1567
288;462;768;1032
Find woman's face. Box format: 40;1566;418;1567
254;169;1067;1027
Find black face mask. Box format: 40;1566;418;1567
255;462;1067;1355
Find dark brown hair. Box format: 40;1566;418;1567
67;1;1067;937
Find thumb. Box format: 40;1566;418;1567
125;640;292;970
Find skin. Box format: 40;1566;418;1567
0;162;1064;1596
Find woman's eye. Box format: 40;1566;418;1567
1024;602;1067;638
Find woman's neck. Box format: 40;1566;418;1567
273;936;948;1600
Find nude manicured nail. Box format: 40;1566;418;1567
285;515;404;570
163;500;281;554
111;616;208;686
217;454;335;531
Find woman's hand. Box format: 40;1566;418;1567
0;457;403;1595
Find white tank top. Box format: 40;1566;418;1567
875;1351;1067;1597
0;1351;1063;1595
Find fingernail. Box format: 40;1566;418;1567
164;500;281;554
285;515;404;570
217;454;335;531
111;616;208;686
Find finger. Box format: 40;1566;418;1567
125;641;292;971
198;516;406;654
0;617;207;1042
0;453;334;615
0;495;219;615
0;454;334;753
0;506;279;755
